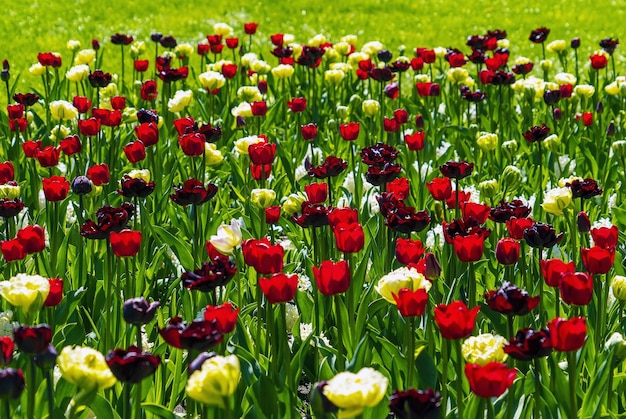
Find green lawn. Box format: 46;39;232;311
2;0;625;79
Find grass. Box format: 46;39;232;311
1;0;625;84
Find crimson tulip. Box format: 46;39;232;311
249;142;276;165
560;272;593;306
548;317;586;352
124;141;147;163
0;162;14;184
36;146;60;168
395;238;425;265
404;131;425;151
304;182;328;204
16;225;45;254
313;260;350;296
110;229;141;257
0;337;13;367
0;239;25;262
259;273;298;303
87;163;110;186
495;238;520;265
426;177;452;201
203;302;239;334
434;300;479;340
465;362;517;398
540;259;575;287
339;122;360;141
393;288;429;317
333;222;364;253
242;238;284;275
43;278;63;307
581;246;615;275
590;225;618;249
134;122;159;147
452;233;485;262
42;176;70;201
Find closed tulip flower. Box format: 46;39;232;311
250;188;276;208
323;368;388;418
581;246;615;275
462;333;508;365
560;272;593;306
209;219;242;254
548;317;586;352
16;225;45;254
393;288;429;317
313;260;350;296
375;266;431;304
465;362;516;398
57;346;116;391
186;354;240;407
541;187;572;216
495;238;520;265
0;273;50;314
434;300;479;340
258;273;298;303
452;233;485;262
109;230;141;258
333;222;364;253
49;100;78;121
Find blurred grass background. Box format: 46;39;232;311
2;0;625;81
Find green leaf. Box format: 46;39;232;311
142;403;178;419
90;393;121;419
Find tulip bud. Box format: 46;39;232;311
250;188;276;208
612;276;626;301
432;201;445;224
596;100;604;115
543;134;560;152
0;59;9;82
540;59;552;71
415;114;424;129
613;140;626;158
501;165;522;189
577;211;591;233
34;344;58;370
377;49;392;63
553;107;562;121
71;176;93;195
349;94;362;107
620;83;626;98
310;381;339;416
501;139;518;161
606;120;616;138
327;119;337;131
424;252;441;280
282;193;306;217
570;38;581;49
478;179;498;199
362;99;380;116
605;333;626;364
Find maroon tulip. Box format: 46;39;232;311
523;124;550;143
485;282;539;316
361;143;399;167
393;288;429;317
306;156;347;179
106;346;160;383
529;27;550;43
110;229;142;257
181;255;237;292
313;260;351;296
465;362;517;398
140;80;158;101
490;200;531;223
123;297;160;325
13;324;52;355
170;179;218;206
0;369;25;399
389;388;441;419
259;273;298;304
559;272;593;306
118;176;156;198
292;202;329;228
548;317;587;352
504;328;552;360
439;161;474;180
159;317;223;351
434;300;479;340
567;178;602;200
0;198;24;219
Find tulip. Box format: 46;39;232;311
313;260;350;296
186;354;240;407
57;346;117;391
465;362;517;398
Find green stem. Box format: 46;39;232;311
407;317;415;387
3;399;9;419
124;383;131;419
222;396;233;419
335;295;345;372
567;351;578;418
255;273;263;359
46;370;55;419
27;357;36;419
534;357;543;419
454;339;465;418
135;380;143;419
468;262;476;309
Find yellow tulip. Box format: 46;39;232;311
462;333;508;366
57;346;117;391
0;273;49;314
186;354;240;407
323;367;388;418
375;267;431;304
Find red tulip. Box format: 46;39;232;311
73;96;92;113
259;273;298;304
495;238;520;266
465;362;516;398
134;122;159;147
6;104;24;120
0;336;14;367
339;122;360;141
393;288;429;317
44;278;63;307
134;59;149;72
140;80;158;101
9;118;27;132
87;163;110;186
426;177;452;201
124;141;147;163
548;317;586;352
452;233;485;262
59;135;81;156
242;238;284;275
250;163;272;181
265;206;281;224
36;146;61;168
250;101;267;117
313;260;350;296
590;225;618;249
0;162;14;184
328;208;359;230
0;239;26;262
395;238;425;265
287;97;306;113
110;96;126;110
506;217;535;240
304;183;328;204
434;300;479;339
110;230;142;257
248;142;276;165
590;53;608;70
16;225;45;254
42;176;70;201
581;246;615;275
301;123;318;141
387;177;410;200
404;131;425;151
244;22;259;35
333;222;364;253
394;108;409;124
221;63;237;79
203;302;239;334
559;272;593;306
178;133;205;156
